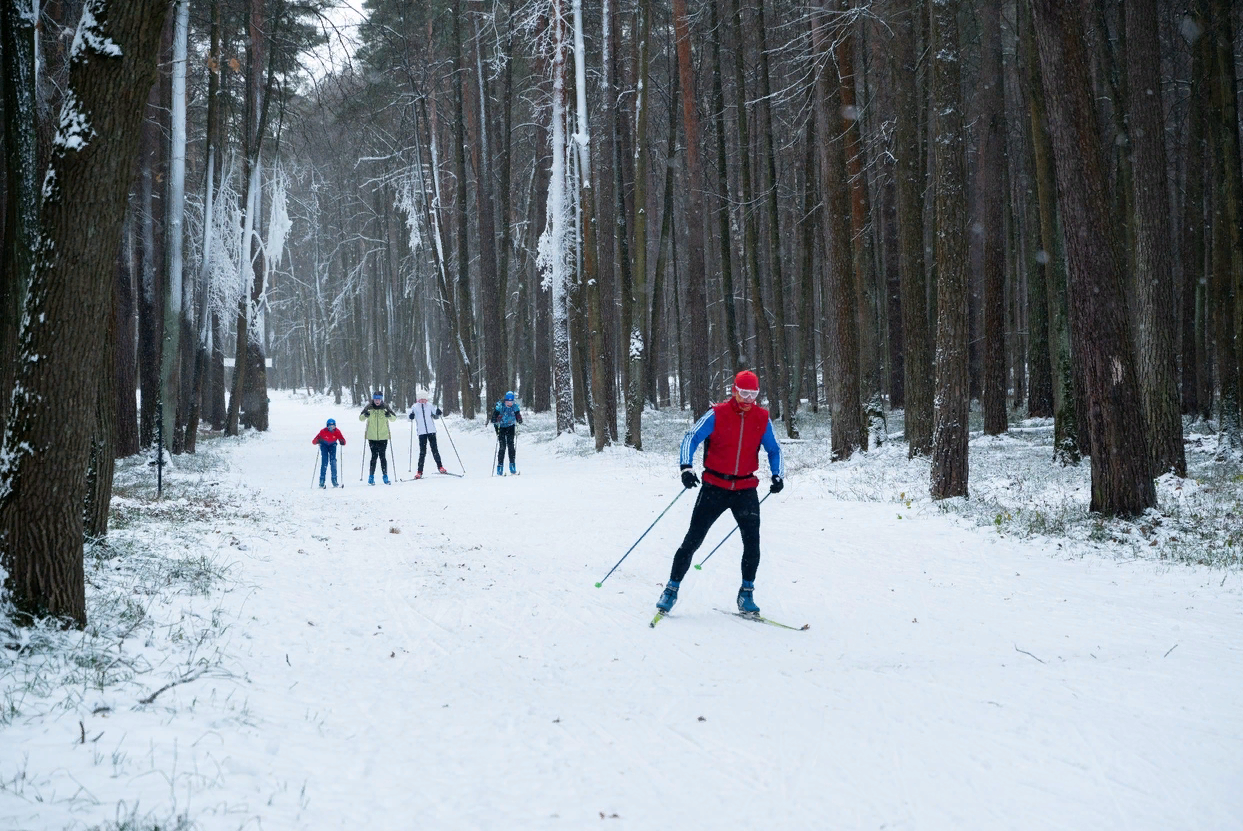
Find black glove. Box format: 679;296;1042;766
769;475;784;494
681;468;700;489
494;424;500;435
362;404;373;415
408;413;416;420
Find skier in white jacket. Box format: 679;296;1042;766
407;389;448;479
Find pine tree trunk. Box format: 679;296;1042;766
1207;0;1243;453
730;0;778;415
755;0;795;436
0;0;38;429
976;0;1007;436
625;0;652;447
115;207;140;457
572;0;609;449
0;0;171;626
1022;3;1081;464
547;0;574;434
137;80;164;449
471;7;505;407
86;278;119;539
1124;0;1185;475
451;0;478;418
159;0;189;450
812;7;865;460
929;0;969;500
671;0;711;417
1030;0;1156;515
1181;35;1206;417
708;0;741;374
891;0;932;456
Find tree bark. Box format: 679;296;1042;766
1207;0;1243;452
708;0;741;374
892;0;932;456
1031;0;1156;515
929;0;969;500
1022;3;1081;464
730;0;778;414
1124;0;1185;476
812;6;865;460
115;205;140;457
451;0;478;418
671;0;711;417
159;0;188;450
976;0;1007;436
0;0;171;626
1181;28;1206;417
625;0;652;447
0;0;38;429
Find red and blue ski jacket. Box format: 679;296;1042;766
312;427;347;446
680;400;783;491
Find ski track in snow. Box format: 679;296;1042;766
5;392;1243;830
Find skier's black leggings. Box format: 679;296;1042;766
670;484;761;583
496;425;516;466
417;434;443;472
368;439;389;476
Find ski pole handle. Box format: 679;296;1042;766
594;489;687;588
694;491;772;570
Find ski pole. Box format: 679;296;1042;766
311;448;320;488
694;492;773;570
491;431;500;477
594;489;688;588
408;420;414;472
360;431;366;481
439;416;466;474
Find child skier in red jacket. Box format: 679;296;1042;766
312;418;347;488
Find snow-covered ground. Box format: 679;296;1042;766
3;393;1241;830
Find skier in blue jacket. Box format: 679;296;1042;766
490;391;523;475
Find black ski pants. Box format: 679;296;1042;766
368;439;389;476
417;434;443;472
670;483;761;583
496;425;516;466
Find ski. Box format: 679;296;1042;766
649;611;668;628
716;609;809;631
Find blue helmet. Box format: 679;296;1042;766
504;391;515;401
326;418;336;427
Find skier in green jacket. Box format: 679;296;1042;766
360;391;397;485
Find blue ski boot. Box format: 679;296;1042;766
509;463;517;475
383;475;391;485
736;581;760;615
497;465;504;476
368;475;375;486
656;580;680;612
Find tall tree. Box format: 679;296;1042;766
708;0;741;373
572;0;608;450
159;0;189;451
544;0;574;434
890;0;931;456
976;0;1007;436
625;0;652;447
671;0;710;416
0;0;38;429
0;0;172;625
929;0;969;500
1124;0;1185;476
1022;2;1080;464
1206;0;1242;453
812;4;865;460
1030;0;1156;515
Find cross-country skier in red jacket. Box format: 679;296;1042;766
656;370;784;615
312;419;347;488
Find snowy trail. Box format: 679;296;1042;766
32;394;1239;829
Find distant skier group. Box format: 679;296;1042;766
311;369;786;619
310;388;525;487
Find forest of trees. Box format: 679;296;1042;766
1;0;1242;624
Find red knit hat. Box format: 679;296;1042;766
733;370;760;391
